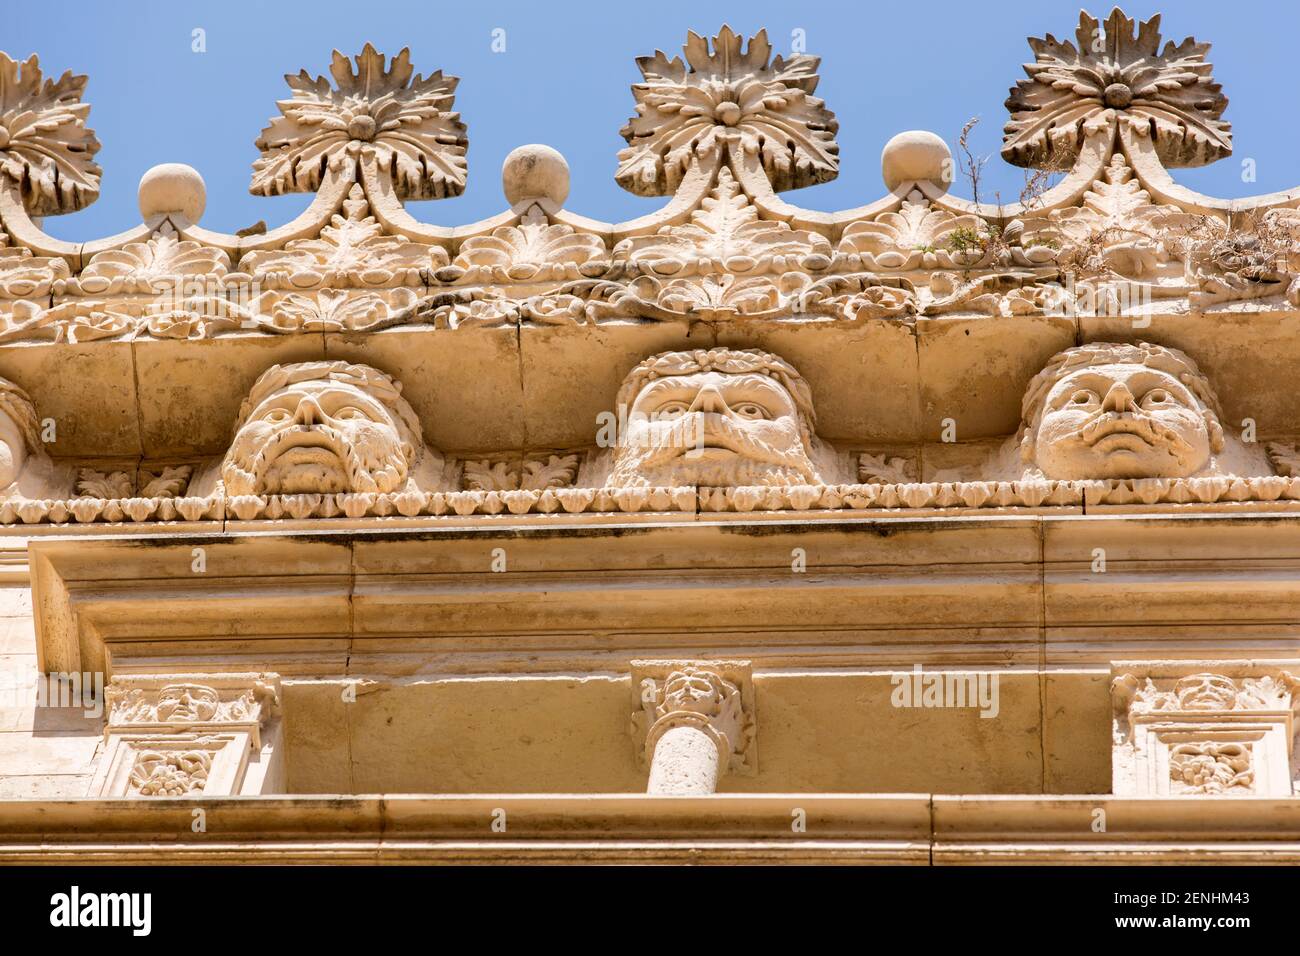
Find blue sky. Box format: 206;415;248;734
9;0;1299;240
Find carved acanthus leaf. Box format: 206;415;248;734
251;44;466;199
0;235;70;297
140;466;193;499
75;468;133;499
615;168;830;275
70;227;231;295
0;52;102;214
858;452;912;484
1267;442;1300;478
839;199;990;270
617;26;838;195
1020;155;1201;277
240;187;442;287
521;454;580;490
451;208;608;282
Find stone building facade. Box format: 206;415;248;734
0;9;1298;862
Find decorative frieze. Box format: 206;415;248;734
1110;663;1300;797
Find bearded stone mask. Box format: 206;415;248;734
608;350;822;488
1022;345;1224;480
223;363;420;496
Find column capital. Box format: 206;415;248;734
631;660;756;776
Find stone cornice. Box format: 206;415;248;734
0;793;1296;864
27;512;1300;676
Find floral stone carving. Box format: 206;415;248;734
0;51;101;214
617;26;838;195
222;361;444;496
1004;9;1230;168
251;44;467;199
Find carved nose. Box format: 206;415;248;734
1101;382;1136;414
688;386;727;415
294;396;324;426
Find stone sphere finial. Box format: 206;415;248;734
502;144;570;207
138;163;207;224
880;130;952;194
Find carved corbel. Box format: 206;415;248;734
88;673;283;798
1110;662;1300;797
631;660;755;795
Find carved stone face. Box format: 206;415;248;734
1032;363;1213;479
156;684;219;722
0;411;27;490
611;371;816;487
661;669;724;716
1174;673;1238;711
225;380;413;495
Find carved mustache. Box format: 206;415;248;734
628;412;807;470
244;424;406;493
1068;412;1195;454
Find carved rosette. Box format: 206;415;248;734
251;44;467;199
631;660;756;780
1111;663;1300;797
1004;9;1230;169
617;26;838;195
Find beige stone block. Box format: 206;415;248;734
917;314;1077;441
347;675;642;793
740;671;1042;794
1042;670;1111;793
714;318;920;442
0;774;92;799
0;730;100;775
519;320;707;450
0;588;32;620
282;680;353;794
0;342;140;457
0;616;34;656
327;326;526;454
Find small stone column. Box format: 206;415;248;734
632;661;755;795
1110;662;1299;797
88;673;282;798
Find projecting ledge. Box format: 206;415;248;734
0;794;1298;864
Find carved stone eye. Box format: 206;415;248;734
333;406;368;420
1069;389;1098;406
1140;389;1170;408
732;403;768;419
655;401;689;418
263;408;292;423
